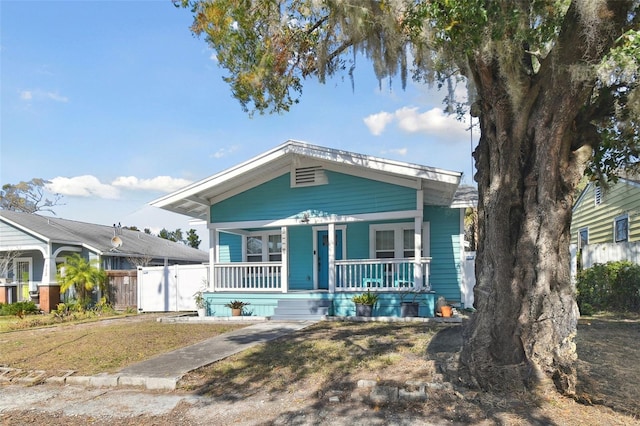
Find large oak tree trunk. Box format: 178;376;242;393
460;87;586;394
458;0;632;395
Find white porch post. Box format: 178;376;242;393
281;226;288;293
328;222;336;293
209;228;217;292
414;184;424;288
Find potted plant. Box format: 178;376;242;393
399;288;427;317
225;300;250;316
352;291;378;317
194;290;206;317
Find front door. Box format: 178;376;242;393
317;230;343;290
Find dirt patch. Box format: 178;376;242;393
575;316;640;417
1;314;639;425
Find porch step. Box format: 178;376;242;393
270;299;331;320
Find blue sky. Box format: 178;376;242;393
1;0;477;249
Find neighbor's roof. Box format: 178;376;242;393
0;210;209;262
451;185;478;208
151;140;463;220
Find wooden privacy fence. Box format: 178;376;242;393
106;270;137;311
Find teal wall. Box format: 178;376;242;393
219;232;242;262
203;291;436;317
211;171;416;223
424;206;462;302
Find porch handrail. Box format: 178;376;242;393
213;262;282;291
335;257;431;291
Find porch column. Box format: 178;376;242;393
281;226;288;293
209;228;217;292
328;222;336;293
414;185;424;288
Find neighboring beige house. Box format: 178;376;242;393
570;176;640;276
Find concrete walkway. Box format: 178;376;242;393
114;320;316;390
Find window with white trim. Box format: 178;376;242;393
245;232;282;262
370;223;429;259
578;227;588;248
246;236;263;262
614;215;629;243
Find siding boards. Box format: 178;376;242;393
572;181;640;245
0;221;47;248
218;232;242;262
211;171;416;223
424;206;462;302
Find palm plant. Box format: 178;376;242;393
57;253;107;308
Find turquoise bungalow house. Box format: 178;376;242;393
150;141;474;318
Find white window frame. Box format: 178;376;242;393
369;223;430;259
243;231;283;262
614;214;629;243
578;227;589;249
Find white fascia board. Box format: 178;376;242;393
210;210;420;230
619;177;640;189
150;142;292;209
0;217;52;244
151;139;462;213
572;182;592;213
288;140;462;184
81;243;104;256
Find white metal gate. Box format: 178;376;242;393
137;264;208;312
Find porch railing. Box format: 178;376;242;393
213;262;283;291
335;258;431;291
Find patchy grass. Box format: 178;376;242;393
180;321;438;398
2;313;639;425
0;314;245;375
178;317;640;425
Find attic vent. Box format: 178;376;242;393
594;185;602;206
292;165;328;187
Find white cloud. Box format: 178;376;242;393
112;176;192;192
363;111;394;136
363;106;469;142
47;176;120;199
211;145;239;159
19;89;68;103
46;92;69;103
381;148;408;156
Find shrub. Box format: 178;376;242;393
0;301;39;318
577;261;640;313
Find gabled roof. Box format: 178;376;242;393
0;210;209;263
151;140;463;220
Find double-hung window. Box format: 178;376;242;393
578;227;589;248
614;215;629;243
370;223;429;259
245;232;282;262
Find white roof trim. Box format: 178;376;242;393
150;140;463;218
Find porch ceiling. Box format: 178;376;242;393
150;140;463;220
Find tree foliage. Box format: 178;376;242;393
0;178;64;214
57;254;107;307
158;228;184;243
186;228;202;249
177;0;639;172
